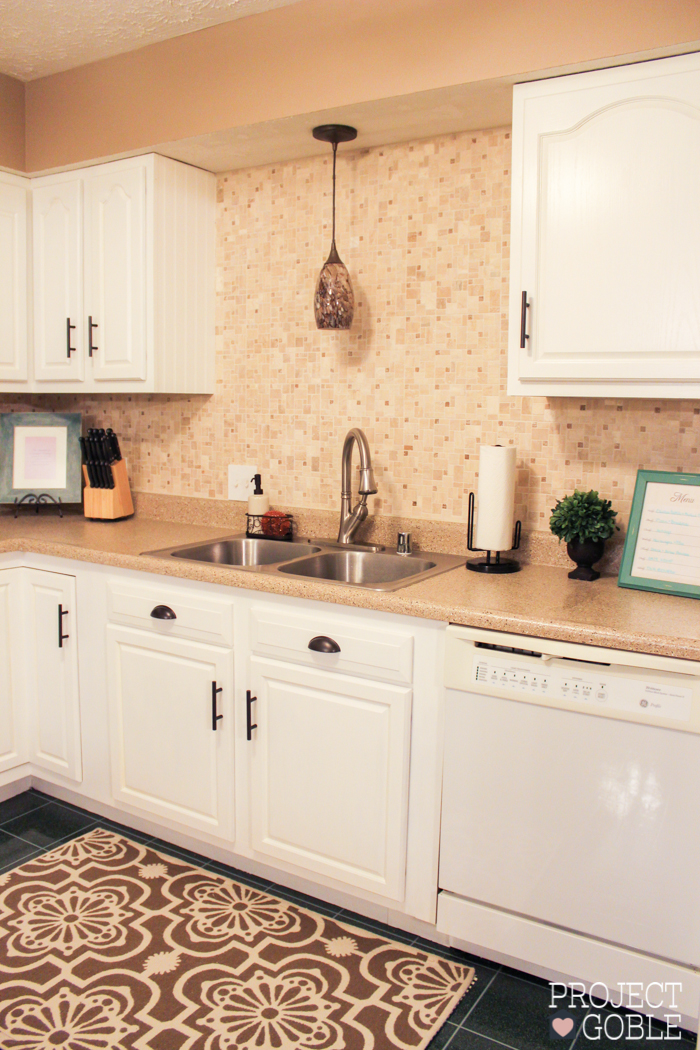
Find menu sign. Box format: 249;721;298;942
619;470;700;598
631;482;700;586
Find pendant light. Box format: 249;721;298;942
312;124;357;330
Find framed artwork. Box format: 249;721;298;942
618;469;700;599
0;412;83;505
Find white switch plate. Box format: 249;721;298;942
228;464;258;502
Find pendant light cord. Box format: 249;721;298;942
331;140;337;248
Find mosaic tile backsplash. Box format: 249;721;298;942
2;126;699;534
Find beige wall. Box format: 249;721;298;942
0;73;25;171
24;0;700;171
3;126;699;535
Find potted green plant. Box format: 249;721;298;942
549;489;619;581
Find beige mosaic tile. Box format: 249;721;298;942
2;127;699;535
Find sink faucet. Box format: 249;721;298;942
337;428;378;545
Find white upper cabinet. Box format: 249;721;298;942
23;153;215;394
508;53;700;398
84;164;147;383
0;173;29;384
33;178;84;383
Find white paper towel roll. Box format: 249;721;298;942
475;445;516;552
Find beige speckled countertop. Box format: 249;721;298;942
0;505;698;662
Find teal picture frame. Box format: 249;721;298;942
0;412;83;505
618;469;700;599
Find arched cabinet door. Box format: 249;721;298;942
0;175;29;384
32;179;84;384
84;165;148;384
508;53;700;398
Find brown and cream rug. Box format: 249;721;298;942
0;828;475;1049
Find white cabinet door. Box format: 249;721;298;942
23;569;82;781
508;53;700;397
0;176;29;383
32;179;84;383
0;569;27;773
248;657;412;901
85;163;148;383
106;626;234;839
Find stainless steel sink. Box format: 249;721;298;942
145;536;321;567
143;534;464;590
277;550;433;585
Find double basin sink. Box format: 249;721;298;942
144;535;465;591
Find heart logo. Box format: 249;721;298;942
552;1017;575;1037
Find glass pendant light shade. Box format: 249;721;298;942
314;243;354;329
312;124;357;330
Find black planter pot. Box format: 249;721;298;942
566;538;605;581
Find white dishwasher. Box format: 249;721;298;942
438;624;700;1026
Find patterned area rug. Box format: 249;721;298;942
0;828;475;1049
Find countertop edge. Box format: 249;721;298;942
0;530;697;663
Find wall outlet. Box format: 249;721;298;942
228;465;258;502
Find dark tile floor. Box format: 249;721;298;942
0;789;695;1050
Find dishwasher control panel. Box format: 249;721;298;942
471;652;693;723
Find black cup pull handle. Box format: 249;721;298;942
308;635;341;654
520;290;530;349
246;690;257;741
88;316;98;357
150;605;176;620
66;317;76;358
212;682;223;731
58;604;69;647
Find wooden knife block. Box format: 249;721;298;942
83;459;134;520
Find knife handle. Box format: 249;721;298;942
106;428;122;461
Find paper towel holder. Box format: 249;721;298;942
466;491;521;573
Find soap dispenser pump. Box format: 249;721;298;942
248;474;270;516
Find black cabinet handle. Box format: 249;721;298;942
520;290;530;349
66;317;76;358
308;635;341;654
212;682;223;731
150;605;176;620
58;604;69;647
246;690;257;741
88;316;98;357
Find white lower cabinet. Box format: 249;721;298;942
0;569;27;773
0;559;443;923
247;655;412;901
23;568;82;782
106;625;234;839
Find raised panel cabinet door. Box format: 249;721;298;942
248;657;412;901
0;177;29;384
106;626;233;838
84;164;148;383
23;569;82;781
510;53;700;390
32;179;84;383
0;569;27;773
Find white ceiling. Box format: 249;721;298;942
0;0;305;81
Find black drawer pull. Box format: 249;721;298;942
308;635;341;654
150;605;176;620
58;604;69;647
212;682;223;731
520;290;530;349
246;690;257;741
